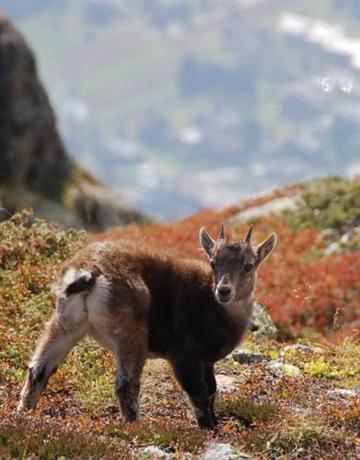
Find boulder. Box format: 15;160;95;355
230;196;300;225
250;300;278;340
0;11;146;230
327;388;360;401
267;358;302;377
215;374;237;393
140;446;171;459
232;349;265;365
202;443;252;460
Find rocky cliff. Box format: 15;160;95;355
0;11;146;230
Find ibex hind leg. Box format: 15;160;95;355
114;329;147;422
18;313;86;411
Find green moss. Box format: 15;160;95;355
303;358;341;379
283;337;360;385
285;176;360;231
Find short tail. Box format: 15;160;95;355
65;271;96;296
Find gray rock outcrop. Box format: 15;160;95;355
0;11;146;230
250;300;278;340
202;443;252;460
232;349;265;365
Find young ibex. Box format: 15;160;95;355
18;225;276;429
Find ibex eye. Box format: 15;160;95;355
244;263;254;272
210;260;216;270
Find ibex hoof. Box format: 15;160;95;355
17;394;37;412
17;400;29;412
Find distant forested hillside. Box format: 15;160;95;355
2;0;360;219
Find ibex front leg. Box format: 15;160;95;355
18;313;86;411
204;364;218;426
171;356;215;429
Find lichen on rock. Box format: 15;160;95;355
249;300;278;340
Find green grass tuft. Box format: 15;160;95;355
216;397;276;426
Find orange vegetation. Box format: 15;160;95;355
94;187;359;340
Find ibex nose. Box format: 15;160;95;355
218;286;231;297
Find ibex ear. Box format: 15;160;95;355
256;233;277;266
199;227;215;257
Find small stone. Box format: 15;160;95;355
327;389;360;401
202;443;252;460
283;343;324;354
293;404;311;416
324;242;340;255
216;374;237;393
267;359;302;377
232;348;265;364
140;446;171;459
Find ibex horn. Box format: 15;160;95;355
244;225;253;243
220;223;226;241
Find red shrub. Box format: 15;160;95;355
93;190;359;339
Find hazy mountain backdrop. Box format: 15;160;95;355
2;0;359;220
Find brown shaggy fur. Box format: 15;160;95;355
18;227;276;429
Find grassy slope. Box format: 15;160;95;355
0;178;359;458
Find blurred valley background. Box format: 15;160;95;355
1;0;360;221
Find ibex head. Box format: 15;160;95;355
199;224;276;305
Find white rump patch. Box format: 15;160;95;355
52;267;94;325
62;267;78;287
86;276;117;353
87;275;110;312
52;267;93;298
62;268;92;290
